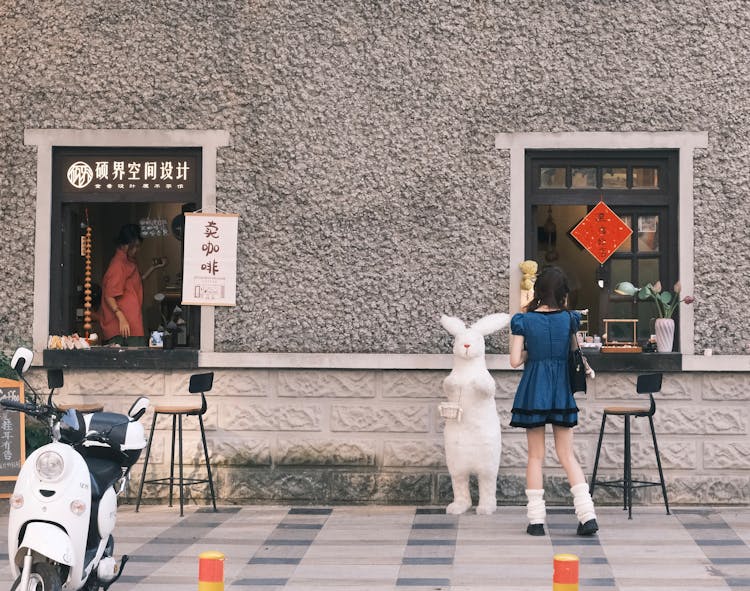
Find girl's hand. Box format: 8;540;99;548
142;258;168;281
117;312;131;337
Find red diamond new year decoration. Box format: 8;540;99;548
570;201;632;264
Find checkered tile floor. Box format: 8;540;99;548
1;504;749;590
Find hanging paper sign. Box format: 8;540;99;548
181;213;239;306
570;201;632;264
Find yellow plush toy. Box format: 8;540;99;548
519;260;538;291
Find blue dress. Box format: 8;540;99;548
510;310;580;428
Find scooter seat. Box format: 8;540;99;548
85;456;123;502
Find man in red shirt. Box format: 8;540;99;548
101;224;164;346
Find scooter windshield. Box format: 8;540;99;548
59;408;85;444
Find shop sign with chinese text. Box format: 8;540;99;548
181;213;239;306
570;201;632;264
53;148;200;199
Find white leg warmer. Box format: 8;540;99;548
571;482;597;523
525;489;546;525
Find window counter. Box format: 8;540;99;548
43;347;199;370
582;351;681;373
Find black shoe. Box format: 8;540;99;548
526;523;545;536
577;519;598;536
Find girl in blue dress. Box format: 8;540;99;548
509;266;598;537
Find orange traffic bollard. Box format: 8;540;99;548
198;551;225;591
553;553;579;591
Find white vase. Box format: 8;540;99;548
655;318;675;353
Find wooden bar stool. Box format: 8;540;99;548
47;368;104;413
590;373;669;519
135;372;216;516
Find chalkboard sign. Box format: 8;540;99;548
0;378;25;495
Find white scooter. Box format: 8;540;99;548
1;347;149;591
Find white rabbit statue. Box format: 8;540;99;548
439;313;509;515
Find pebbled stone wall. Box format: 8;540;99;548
1;1;750;507
0;1;748;353
36;367;750;506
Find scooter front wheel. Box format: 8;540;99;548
10;562;63;591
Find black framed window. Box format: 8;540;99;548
525;150;679;346
50;147;203;348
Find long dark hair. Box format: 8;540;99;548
524;266;570;312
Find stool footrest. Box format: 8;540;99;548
593;479;663;490
142;477;212;487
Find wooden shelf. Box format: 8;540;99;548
601;345;643;353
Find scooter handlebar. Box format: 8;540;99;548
0;399;54;418
1;399;35;412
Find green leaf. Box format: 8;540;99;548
638;285;654;300
0;352;16;379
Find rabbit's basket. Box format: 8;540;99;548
438;401;463;422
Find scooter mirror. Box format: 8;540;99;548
47;368;64;389
128;397;150;421
11;347;33;376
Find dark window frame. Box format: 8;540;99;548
525;148;680;347
50;146;203;346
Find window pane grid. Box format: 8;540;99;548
537;164;661;190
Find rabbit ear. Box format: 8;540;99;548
440;315;466;336
470;313;510;336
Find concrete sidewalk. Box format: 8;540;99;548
0;503;749;590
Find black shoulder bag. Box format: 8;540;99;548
568;312;588;395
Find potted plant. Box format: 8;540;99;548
615;281;695;352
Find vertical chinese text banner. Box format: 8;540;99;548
181;213;239;306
